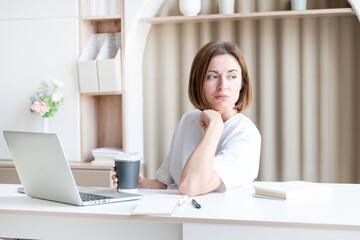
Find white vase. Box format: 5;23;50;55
291;0;307;11
96;0;108;16
88;0;96;16
218;0;235;14
179;0;201;16
108;0;119;15
42;117;49;133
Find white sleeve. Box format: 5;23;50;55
154;128;178;186
213;127;261;192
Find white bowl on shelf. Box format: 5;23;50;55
179;0;201;16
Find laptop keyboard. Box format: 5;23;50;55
79;192;113;202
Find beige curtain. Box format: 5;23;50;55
142;0;360;183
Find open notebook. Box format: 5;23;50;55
132;194;188;215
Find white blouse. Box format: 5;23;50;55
155;109;261;192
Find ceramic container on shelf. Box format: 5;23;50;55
108;0;120;15
88;0;96;16
218;0;235;14
179;0;201;16
96;0;108;16
42;117;49;133
291;0;307;11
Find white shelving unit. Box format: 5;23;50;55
78;0;165;162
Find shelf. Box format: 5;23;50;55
0;160;112;170
81;15;122;21
80;91;122;96
141;8;354;24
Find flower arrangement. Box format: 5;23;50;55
30;79;65;118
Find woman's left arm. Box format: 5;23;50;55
179;110;224;196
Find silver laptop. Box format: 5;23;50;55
3;130;142;206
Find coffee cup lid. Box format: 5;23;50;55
114;152;141;161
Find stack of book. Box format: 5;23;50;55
253;181;332;200
91;147;123;165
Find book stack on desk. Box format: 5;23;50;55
253;181;332;200
91;147;123;165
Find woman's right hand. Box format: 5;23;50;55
199;109;224;131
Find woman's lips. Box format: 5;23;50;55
215;94;229;100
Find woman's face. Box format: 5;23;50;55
203;54;242;119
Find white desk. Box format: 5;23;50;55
0;183;359;240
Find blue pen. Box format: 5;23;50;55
191;199;201;209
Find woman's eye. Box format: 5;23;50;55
207;75;218;79
229;75;237;79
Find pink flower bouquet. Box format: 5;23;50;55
30;79;65;118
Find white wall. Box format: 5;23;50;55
0;0;81;161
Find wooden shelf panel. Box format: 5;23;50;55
0;160;112;170
81;15;122;21
141;8;354;24
80;91;122;96
80;95;123;162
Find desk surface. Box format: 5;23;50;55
1;183;360;228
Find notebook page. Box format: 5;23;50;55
132;194;187;215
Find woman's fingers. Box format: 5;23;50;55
139;172;144;181
199;110;224;131
112;167;118;188
112;174;119;189
112;174;118;182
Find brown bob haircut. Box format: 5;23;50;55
188;41;252;113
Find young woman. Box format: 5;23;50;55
113;41;261;196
